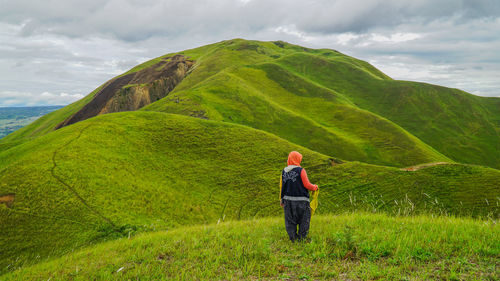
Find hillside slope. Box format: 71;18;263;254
1;111;498;274
3;214;498;280
274;52;500;168
3;39;498;168
143;39;500;168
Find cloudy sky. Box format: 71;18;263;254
1;0;499;106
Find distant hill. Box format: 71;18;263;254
0;106;62;139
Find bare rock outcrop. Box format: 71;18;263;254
56;54;194;129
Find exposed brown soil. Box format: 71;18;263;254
0;193;15;208
56;55;194;129
401;162;451;171
329;157;344;166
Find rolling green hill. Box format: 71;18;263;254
143;39;500;168
3;39;499;168
1;111;498;274
1;39;499;278
273;52;500;169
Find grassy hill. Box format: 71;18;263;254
3;213;498;280
273;51;500;169
3;39;499;168
1;111;498;274
143;39;499;168
1;39;499;278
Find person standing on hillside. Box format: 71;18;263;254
280;151;319;242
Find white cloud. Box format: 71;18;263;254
274;25;312;41
336;33;360;45
0;91;83;107
370;33;422;43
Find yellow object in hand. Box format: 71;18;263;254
310;189;319;216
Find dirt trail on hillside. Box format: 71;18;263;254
50;124;118;229
401;162;451;171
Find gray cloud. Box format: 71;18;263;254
2;0;498;41
0;0;499;106
294;0;500;34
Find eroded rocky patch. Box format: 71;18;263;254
56;54;194;129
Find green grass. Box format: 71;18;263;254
0;110;328;273
273;52;500;168
0;111;498;275
313;162;500;218
0;39;499;279
2;213;498;280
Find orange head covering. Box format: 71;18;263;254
287;151;303;166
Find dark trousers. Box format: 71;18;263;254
283;199;311;242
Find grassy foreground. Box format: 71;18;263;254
3;213;498;280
